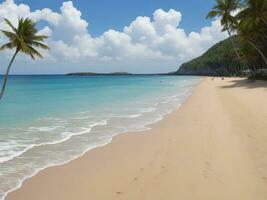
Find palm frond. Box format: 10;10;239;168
26;45;43;59
0;42;16;51
31;41;50;50
31;35;49;41
0;17;49;60
4;18;17;33
0;30;17;40
206;10;222;19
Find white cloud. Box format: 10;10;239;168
153;9;182;34
0;0;228;74
29;8;61;26
124;16;157;45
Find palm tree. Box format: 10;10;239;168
238;22;267;65
235;0;267;66
0;17;49;100
207;0;242;59
238;0;267;27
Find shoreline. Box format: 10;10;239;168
2;77;200;200
6;77;267;200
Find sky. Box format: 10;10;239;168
0;0;228;74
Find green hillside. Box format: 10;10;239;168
176;37;243;76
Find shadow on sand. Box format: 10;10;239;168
220;79;267;90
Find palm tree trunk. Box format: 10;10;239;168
0;49;19;100
226;28;241;60
226;26;248;73
248;40;267;66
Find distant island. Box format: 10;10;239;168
66;72;173;76
66;72;132;76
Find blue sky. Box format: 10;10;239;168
19;0;214;36
0;0;226;74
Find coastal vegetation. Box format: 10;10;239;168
176;37;242;76
0;18;49;100
177;0;267;78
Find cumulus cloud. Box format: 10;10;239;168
0;0;228;74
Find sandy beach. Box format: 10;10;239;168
6;78;267;200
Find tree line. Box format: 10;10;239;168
207;0;267;73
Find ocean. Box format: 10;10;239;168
0;75;199;199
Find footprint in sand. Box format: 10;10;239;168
116;192;123;195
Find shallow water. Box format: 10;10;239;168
0;75;199;199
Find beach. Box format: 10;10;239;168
6;77;267;200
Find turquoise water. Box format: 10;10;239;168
0;75;199;199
